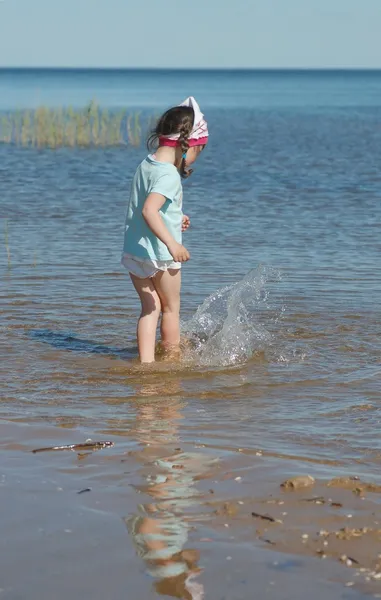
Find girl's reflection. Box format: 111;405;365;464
125;379;212;599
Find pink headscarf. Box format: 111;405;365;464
159;96;209;148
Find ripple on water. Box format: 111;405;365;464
2;95;381;597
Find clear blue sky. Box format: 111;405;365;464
0;0;380;68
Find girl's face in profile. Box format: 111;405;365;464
185;144;205;166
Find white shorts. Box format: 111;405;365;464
121;253;181;279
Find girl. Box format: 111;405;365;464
122;97;209;363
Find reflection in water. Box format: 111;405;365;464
125;380;215;599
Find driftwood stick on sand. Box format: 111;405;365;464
32;441;114;453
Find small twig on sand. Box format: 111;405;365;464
32;441;114;453
251;511;277;523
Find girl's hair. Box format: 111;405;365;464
147;106;195;178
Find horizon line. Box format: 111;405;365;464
1;66;381;72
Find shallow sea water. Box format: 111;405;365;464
1;70;381;599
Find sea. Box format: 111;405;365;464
1;69;381;600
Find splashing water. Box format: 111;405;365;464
181;265;285;367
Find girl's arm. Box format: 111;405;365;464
142;193;190;262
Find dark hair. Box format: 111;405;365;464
147;106;195;178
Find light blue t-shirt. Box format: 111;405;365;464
123;154;183;261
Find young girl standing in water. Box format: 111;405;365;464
122;97;208;363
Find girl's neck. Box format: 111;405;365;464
154;145;182;168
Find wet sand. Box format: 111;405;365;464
2;420;380;600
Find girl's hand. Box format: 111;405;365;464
168;242;190;263
182;215;190;232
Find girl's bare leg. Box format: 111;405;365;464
130;274;162;363
152;269;181;352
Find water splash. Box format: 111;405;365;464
181;265;285;367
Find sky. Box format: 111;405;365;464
0;0;380;69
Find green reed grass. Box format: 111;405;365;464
127;112;142;147
0;101;146;148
